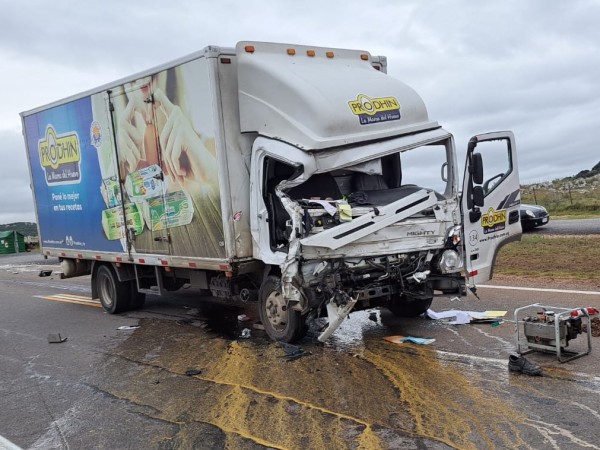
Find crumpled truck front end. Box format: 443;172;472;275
251;131;465;342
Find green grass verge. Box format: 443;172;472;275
495;235;600;281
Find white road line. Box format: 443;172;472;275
479;284;600;296
0;434;22;450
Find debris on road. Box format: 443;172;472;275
47;333;67;343
237;314;250;322
117;325;140;330
38;270;52;277
277;342;311;361
384;335;435;345
185;369;202;376
239;328;251;339
427;309;507;325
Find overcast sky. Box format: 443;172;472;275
2;0;599;224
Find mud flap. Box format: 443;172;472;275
317;295;358;342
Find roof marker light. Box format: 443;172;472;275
326;51;334;58
306;49;316;57
360;54;369;61
287;48;296;56
245;45;255;53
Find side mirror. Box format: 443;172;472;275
470;152;484;185
473;185;484;207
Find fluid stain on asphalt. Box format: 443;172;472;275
95;313;530;449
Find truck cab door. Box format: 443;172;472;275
461;131;522;284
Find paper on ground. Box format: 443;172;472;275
384;335;436;345
484;310;507;318
426;309;489;324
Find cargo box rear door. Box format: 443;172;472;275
108;81;171;255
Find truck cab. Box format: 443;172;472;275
239;42;521;342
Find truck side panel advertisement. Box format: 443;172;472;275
24;57;226;259
24;97;122;252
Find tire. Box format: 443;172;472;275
95;264;131;314
258;275;307;343
386;296;433;318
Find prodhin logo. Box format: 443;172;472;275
38;125;81;185
481;207;507;234
348;94;401;125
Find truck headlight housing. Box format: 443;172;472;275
438;249;464;273
446;225;462;247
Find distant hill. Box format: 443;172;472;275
524;160;600;189
521;160;600;215
0;222;38;236
572;160;600;180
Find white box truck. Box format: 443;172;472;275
21;41;522;342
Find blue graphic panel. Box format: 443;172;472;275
24;97;122;252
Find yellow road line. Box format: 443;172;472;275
34;294;102;308
54;293;94;300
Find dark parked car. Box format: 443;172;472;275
520;203;549;231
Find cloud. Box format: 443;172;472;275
2;0;599;224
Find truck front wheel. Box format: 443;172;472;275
258;276;307;343
96;264;131;314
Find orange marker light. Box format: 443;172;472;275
245;45;255;53
287;48;296;56
360;54;369;61
326;51;334;58
307;50;316;57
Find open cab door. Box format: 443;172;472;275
461;131;522;285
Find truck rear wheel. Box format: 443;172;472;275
386;296;433;318
259;276;307;343
96;264;131;314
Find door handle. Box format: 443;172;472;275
509;210;519;224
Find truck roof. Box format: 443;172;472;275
19;46;232;117
237;41;439;150
21;41;439;151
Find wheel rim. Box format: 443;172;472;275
264;290;287;331
99;271;115;308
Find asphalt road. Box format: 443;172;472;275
529;217;600;235
1;254;599;449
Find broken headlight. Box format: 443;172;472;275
446;225;462;247
438;249;464;273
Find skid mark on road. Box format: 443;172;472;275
34;293;101;308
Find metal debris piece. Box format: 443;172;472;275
47;333;67;343
239;328;251;339
277;341;311;361
39;270;52;277
117;325;140;330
